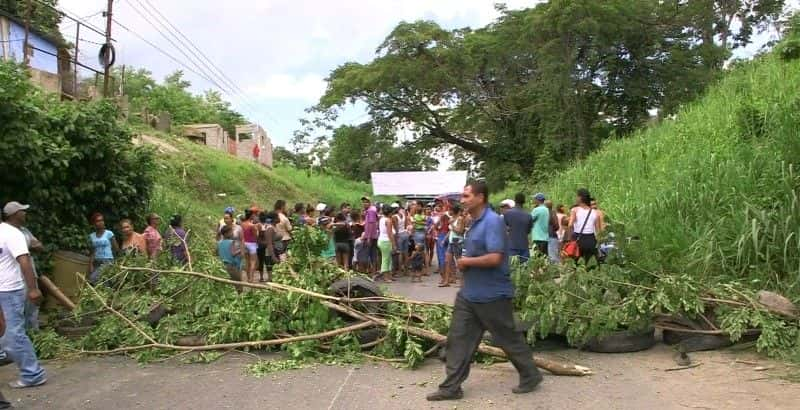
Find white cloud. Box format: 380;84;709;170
247;73;327;102
54;0;543;144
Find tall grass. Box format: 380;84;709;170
500;50;800;293
141;132;370;235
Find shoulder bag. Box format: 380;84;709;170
562;209;592;259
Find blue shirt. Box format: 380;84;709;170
461;206;513;303
217;239;241;267
503;206;533;250
90;230;114;260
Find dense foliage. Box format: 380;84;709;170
495;25;800;362
48;226;451;369
0;0;64;44
81;68;248;136
324;123;438;182
512;258;799;361
500;32;800;286
312;0;786;186
0;61;155;251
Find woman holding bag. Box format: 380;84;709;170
565;188;603;265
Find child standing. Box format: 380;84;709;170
217;225;243;293
410;243;425;282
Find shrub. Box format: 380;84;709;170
0;61;155;251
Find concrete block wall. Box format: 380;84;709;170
235;123;273;168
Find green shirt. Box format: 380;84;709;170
530;205;550;242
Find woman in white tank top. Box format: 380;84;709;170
377;206;395;282
573;207;598;235
568;188;603;264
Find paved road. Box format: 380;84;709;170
2;271;798;409
2;346;797;409
384;269;458;304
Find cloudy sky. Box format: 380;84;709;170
56;0;795;148
57;0;537;147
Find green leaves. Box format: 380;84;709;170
0;61;156;252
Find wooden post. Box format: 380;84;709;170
73;23;80;97
102;0;114;97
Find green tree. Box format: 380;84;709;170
326;123;438;181
202;90;246;136
313;1;782;186
0;0;62;41
147;70;207;124
0;61;155;251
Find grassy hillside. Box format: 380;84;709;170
501;46;800;290
140;131;371;233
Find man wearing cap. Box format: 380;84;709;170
530;193;550;257
361;197;379;274
0;202;47;388
427;182;541;401
498;199;514;216
504;193;534;262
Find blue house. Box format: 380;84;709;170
0;13;62;93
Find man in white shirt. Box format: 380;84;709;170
0;202;47;388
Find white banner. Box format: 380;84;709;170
371;171;468;196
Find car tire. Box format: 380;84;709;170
327;277;384;319
583;327;656;353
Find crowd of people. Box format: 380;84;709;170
0;186;604;404
209;196;473;287
208;187;606;291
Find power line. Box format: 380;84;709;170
79;38;106;46
122;0;236;98
112;14;265;124
60;11;104;30
29;0;110;39
137;0;282;127
121;1;265;125
111;17;224;87
137;0;240;98
131;0;282;129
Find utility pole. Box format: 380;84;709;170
103;0;114;97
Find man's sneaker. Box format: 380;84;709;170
426;388;464;401
8;378;47;389
512;373;543;394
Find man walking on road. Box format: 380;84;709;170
0;202;47;389
530;193;550;257
503;193;533;262
427;182;542;401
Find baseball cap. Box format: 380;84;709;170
315;203;327;212
390;202;400;208
224;206;235;214
3;201;30;216
533;193;546;201
500;199;515;208
360;196;371;202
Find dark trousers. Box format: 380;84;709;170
509;248;530;263
439;294;540;392
533;240;548;257
578;234;598;265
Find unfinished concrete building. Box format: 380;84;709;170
182;124;228;151
234;123;273;168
